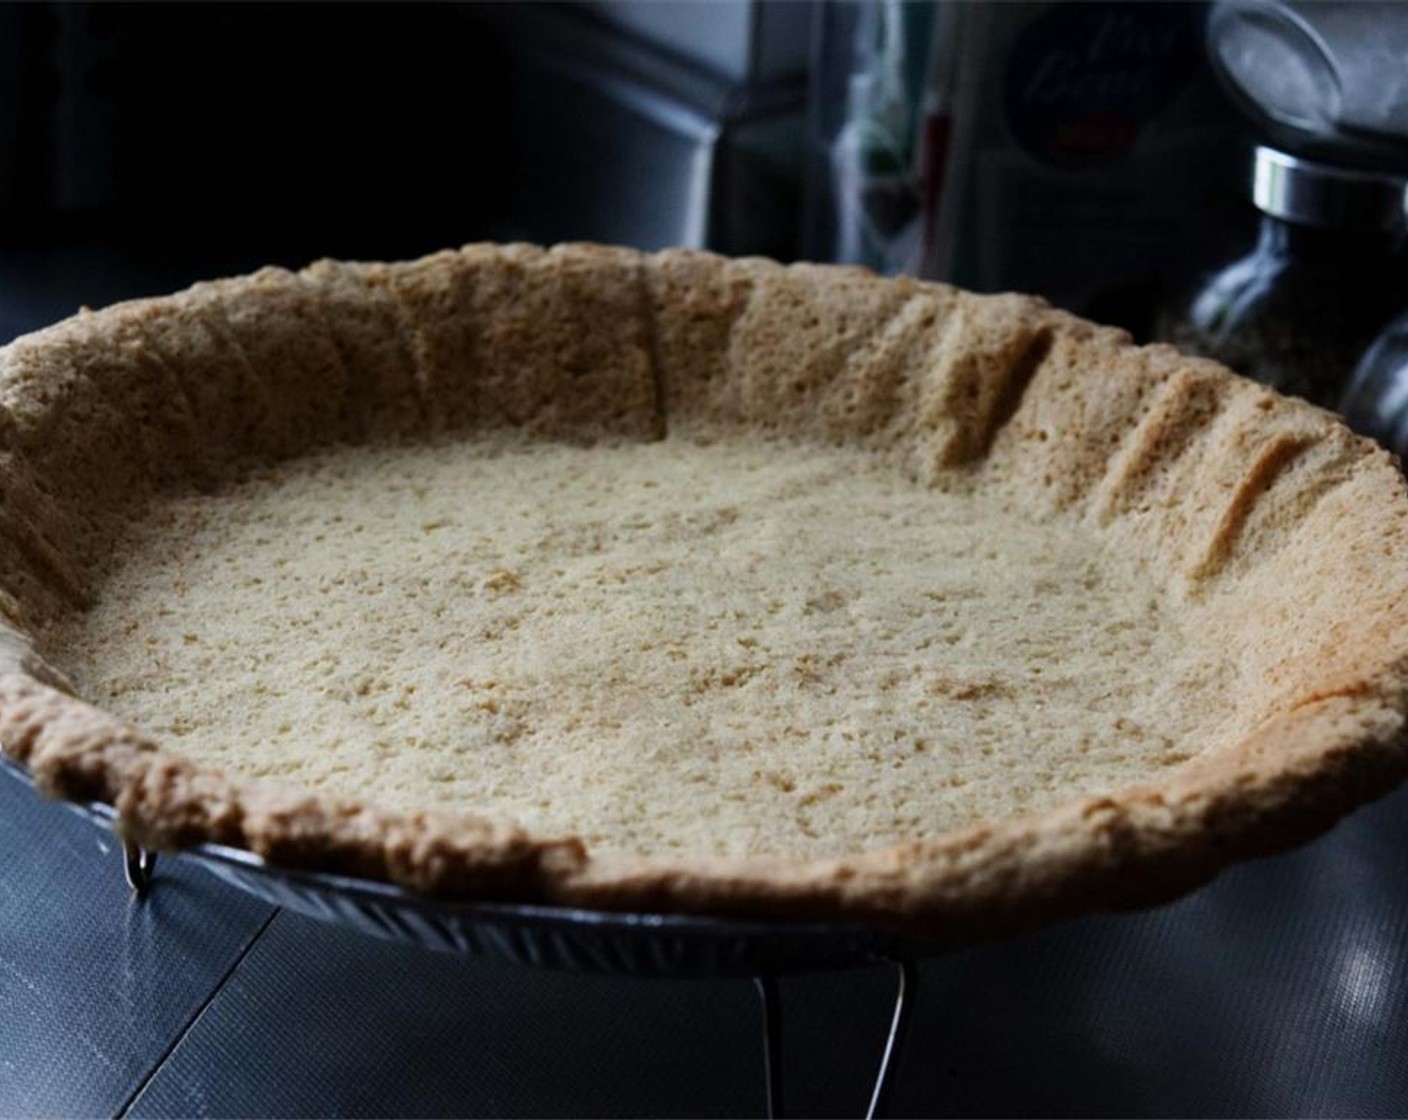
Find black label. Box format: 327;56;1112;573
1004;3;1202;167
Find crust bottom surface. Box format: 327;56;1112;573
41;435;1250;867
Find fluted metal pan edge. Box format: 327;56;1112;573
1;753;926;977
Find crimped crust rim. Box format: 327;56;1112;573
1;243;1406;948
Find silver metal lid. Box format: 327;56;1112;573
1252;145;1408;230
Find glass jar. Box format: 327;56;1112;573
1341;310;1408;459
1154;146;1408;409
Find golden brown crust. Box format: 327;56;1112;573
3;243;1408;946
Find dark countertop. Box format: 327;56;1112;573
7;760;1408;1118
2;247;1407;1118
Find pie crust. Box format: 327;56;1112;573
2;243;1407;947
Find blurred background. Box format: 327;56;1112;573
3;4;1408;1118
0;1;1253;336
4;1;1405;425
2;2;1404;363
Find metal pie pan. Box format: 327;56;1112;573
3;755;925;977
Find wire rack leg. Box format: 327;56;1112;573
865;958;917;1120
754;975;784;1119
122;839;157;897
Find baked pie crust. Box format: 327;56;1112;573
2;243;1407;947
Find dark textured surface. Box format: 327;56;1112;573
0;766;275;1119
6;757;1408;1118
122;909;763;1120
